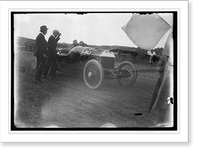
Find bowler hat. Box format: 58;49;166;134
40;25;48;32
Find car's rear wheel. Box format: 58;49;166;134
83;60;104;89
117;61;137;87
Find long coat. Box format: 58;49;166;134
34;33;48;57
47;35;60;59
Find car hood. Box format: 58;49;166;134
58;46;115;58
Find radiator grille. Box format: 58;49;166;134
100;57;115;69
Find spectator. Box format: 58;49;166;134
148;50;156;64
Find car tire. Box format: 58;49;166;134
83;60;104;89
117;61;137;87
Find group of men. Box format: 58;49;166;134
34;25;61;83
147;50;157;64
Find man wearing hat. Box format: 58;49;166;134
34;25;48;83
43;29;61;79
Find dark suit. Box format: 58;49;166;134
34;33;48;81
43;35;60;78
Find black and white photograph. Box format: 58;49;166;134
0;0;190;145
12;11;177;130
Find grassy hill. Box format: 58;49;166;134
15;36;163;57
16;36;138;51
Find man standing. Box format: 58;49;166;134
34;25;48;83
43;30;61;79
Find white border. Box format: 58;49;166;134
0;1;188;142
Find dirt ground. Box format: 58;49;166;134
14;51;159;128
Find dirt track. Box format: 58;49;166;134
14;51;159;128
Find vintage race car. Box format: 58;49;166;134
56;46;137;89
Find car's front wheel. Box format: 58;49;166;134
83;60;104;89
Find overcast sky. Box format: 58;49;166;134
14;13;173;48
